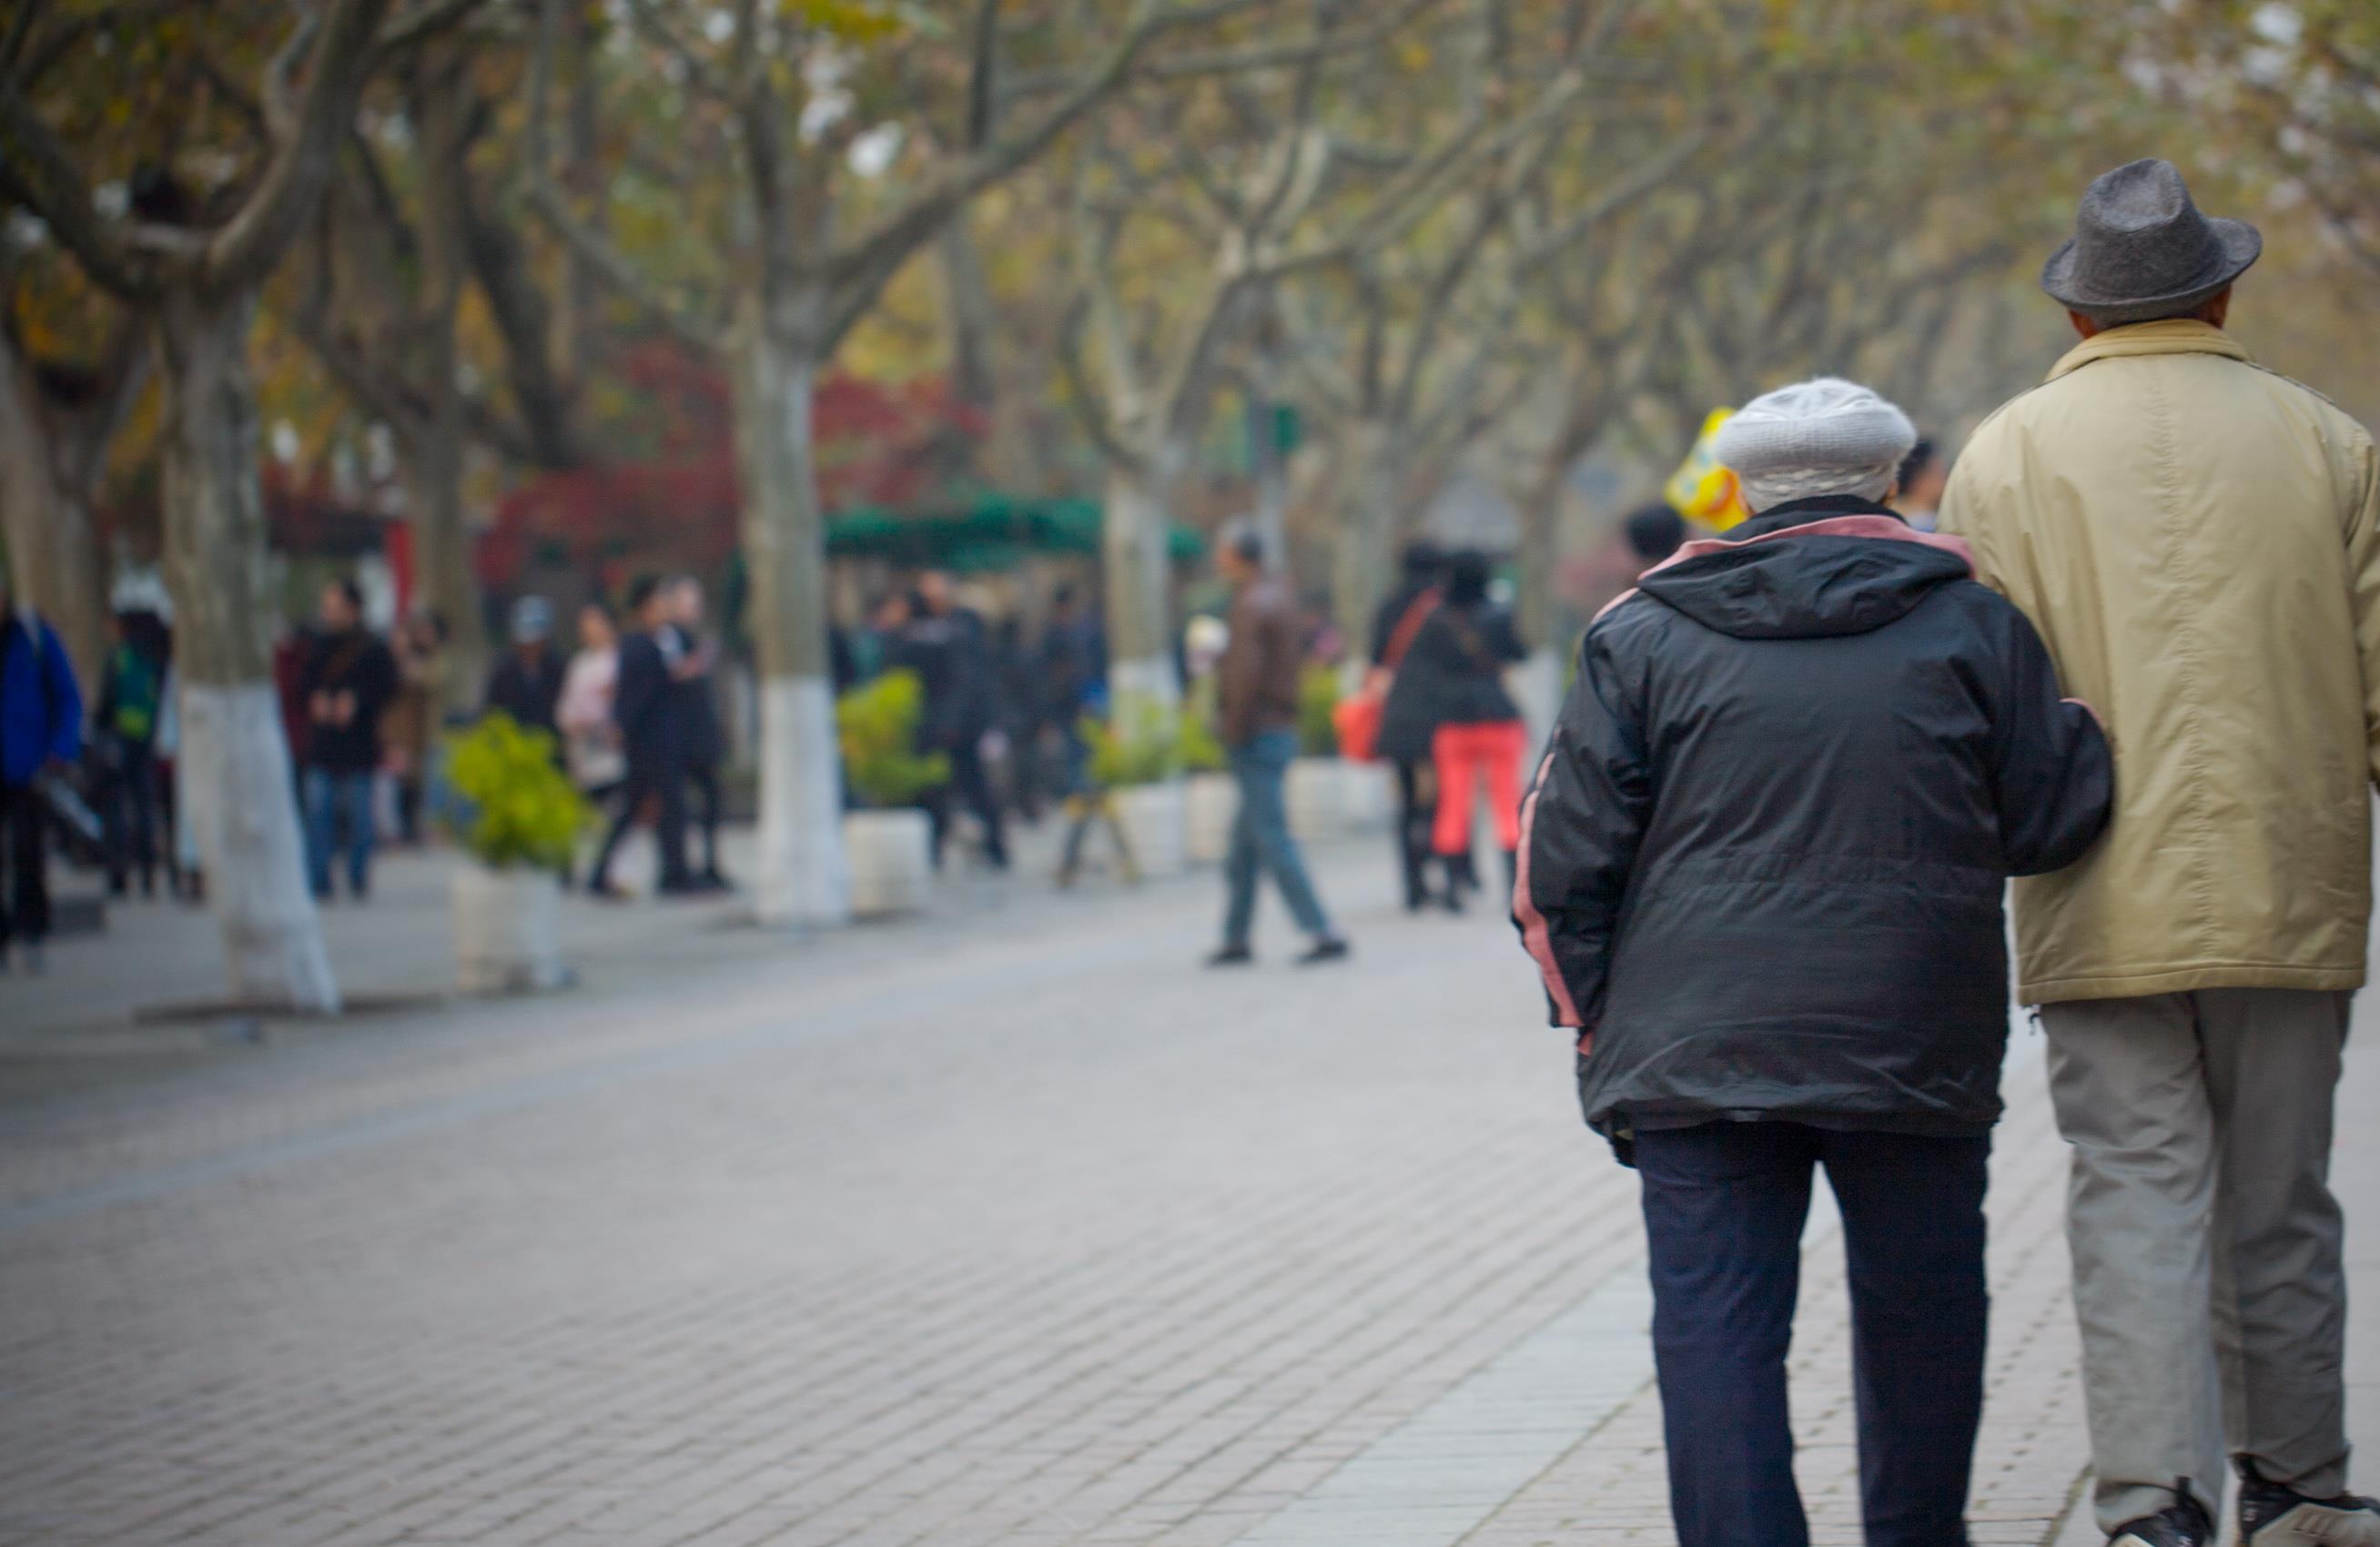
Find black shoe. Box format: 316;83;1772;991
1296;936;1351;966
2113;1483;2213;1547
587;879;633;902
2239;1458;2380;1544
1205;944;1255;968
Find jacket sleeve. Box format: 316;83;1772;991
2343;428;2380;790
1216;609;1256;747
1511;624;1652;1031
1983;602;2113;876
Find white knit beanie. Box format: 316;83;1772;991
1712;378;1917;512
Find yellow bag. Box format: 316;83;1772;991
1664;407;1750;532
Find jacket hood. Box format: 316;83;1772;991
1634;498;1974;640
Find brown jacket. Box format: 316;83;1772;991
1939;320;2380;1002
1218;576;1302;748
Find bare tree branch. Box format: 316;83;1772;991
0;77;150;298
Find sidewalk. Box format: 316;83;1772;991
2;833;2377;1547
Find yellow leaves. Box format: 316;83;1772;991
783;0;909;46
1395;38;1433;73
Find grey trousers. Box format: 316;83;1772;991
2043;988;2353;1531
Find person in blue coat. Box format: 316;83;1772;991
0;573;85;971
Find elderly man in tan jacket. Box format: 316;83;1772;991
1942;159;2380;1547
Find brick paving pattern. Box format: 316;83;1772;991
4;840;2377;1546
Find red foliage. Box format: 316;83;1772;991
481;341;985;588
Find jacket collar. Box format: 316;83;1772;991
2047;318;2253;382
1727;493;1902;541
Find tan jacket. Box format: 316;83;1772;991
1940;320;2380;1002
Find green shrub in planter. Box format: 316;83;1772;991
1085;693;1186;788
1297;663;1341;757
837;669;950;809
1180;678;1228;774
444;713;592;872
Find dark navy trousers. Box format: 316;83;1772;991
1634;1121;1990;1547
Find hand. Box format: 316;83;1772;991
309;691;335;723
332;691;358;726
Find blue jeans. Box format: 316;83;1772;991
302;769;378;898
1635;1122;1990;1547
1221;730;1332;946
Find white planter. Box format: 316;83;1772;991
1113;780;1190;879
845;808;934;918
1288;756;1352;842
452;862;570;996
1185;772;1238;864
1339;759;1393;832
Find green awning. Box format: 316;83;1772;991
826;495;1204;571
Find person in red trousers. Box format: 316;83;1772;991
1398;550;1528;908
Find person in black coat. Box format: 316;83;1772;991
890;571;1007;870
664;576;730;889
588;576;693;897
483;596;566;738
1369;541;1445;910
1514;379;2112;1547
1398;551;1527;905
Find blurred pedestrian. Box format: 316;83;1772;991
558;602;624;799
1208;527;1347;967
382;607;447;846
1518;377;2113;1547
1399;551;1527;905
95;606;170;897
1623;503;1686;570
894;571;1008;871
0;573;84;972
1369;541;1446;911
296;578;398;901
588;577;693;899
484;595;565;739
665;575;730;891
1940;157;2380;1547
1892;439;1948;532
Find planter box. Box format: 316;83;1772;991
1338;759;1393;832
1184;772;1237;864
1294;752;1352;837
452;862;569;995
845;808;934;918
1113;780;1189;879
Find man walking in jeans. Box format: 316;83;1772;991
295;579;398;901
1942;159;2380;1547
1207;528;1347;968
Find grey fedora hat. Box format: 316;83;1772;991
2041;158;2261;323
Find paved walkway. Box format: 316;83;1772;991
3;833;2378;1547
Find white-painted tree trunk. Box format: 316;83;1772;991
732;318;851;928
177;684;339;1009
1101;454;1183;709
754;674;850;925
158;289;339;1013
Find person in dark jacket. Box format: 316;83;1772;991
1370;541;1445;910
1394;551;1527;906
1514;379;2113;1547
295;578;399;900
0;577;84;971
892;571;1007;871
483;595;566;740
96;606;170;898
1209;527;1346;966
588;576;694;898
664;576;730;890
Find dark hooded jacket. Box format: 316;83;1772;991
1513;496;2113;1161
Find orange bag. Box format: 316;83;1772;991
1335;590;1440;763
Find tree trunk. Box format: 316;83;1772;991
1510;448;1572;743
1330;415;1396;684
157;288;340;1013
1101;442;1184;707
404;43;490;715
733;317;850;928
0;341;110;688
